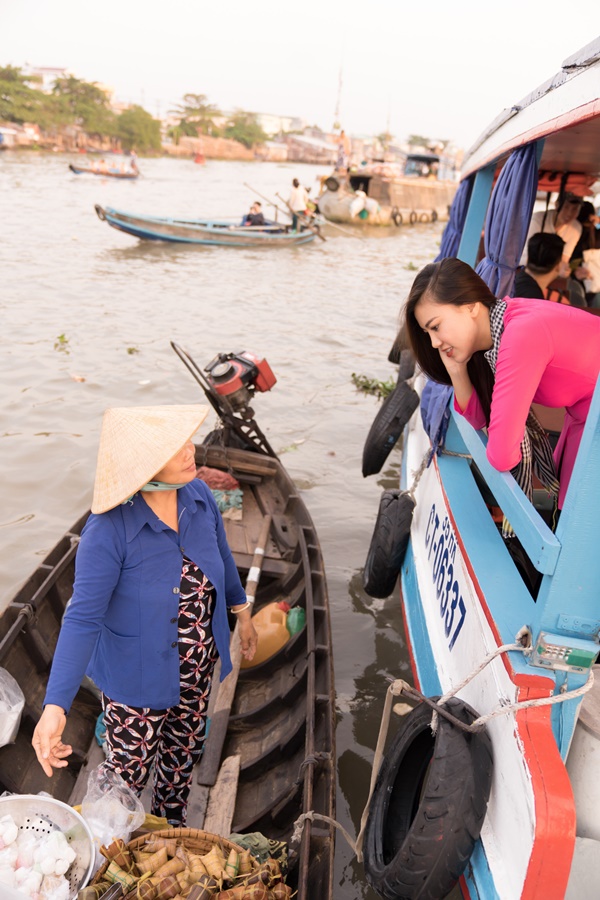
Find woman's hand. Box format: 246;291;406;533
437;351;474;412
237;614;258;661
32;705;72;777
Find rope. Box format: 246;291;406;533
352;640;595;861
406;447;472;501
288;647;595;866
291;811;357;855
354;678;405;861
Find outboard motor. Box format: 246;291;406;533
204;351;277;411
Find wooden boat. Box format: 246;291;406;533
94;205;317;246
361;37;600;900
317;152;459;227
0;345;335;899
69;162;139;179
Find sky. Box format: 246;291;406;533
2;1;599;151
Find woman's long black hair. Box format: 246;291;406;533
403;258;497;424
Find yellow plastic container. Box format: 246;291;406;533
241;602;290;668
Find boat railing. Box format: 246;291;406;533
445;373;600;660
447;410;561;576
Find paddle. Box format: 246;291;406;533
196;513;272;787
243;181;326;241
275;192;327;241
243;182;288;221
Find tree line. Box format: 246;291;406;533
0;67;267;153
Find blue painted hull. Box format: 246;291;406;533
94;205;316;247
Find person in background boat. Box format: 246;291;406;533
514;233;569;303
130;151;138;173
242;201;266;227
521;191;586;279
288;178;310;232
97;158;108;175
570;201;599;307
404;257;600;513
336;129;352;171
31;405;258;825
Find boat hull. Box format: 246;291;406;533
317;172;456;226
400;402;576;898
95;205;316;246
0;423;335;898
69;163;139;179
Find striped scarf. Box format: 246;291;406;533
484;300;559;537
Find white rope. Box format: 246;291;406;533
407;447;472;501
291;810;357;854
471;667;594;728
431;642;594;732
431;642;524;732
352;640;595;862
354;679;405;861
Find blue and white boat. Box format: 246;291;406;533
362;37;600;900
94;205;318;246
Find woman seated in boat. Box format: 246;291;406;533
32;405;258;825
404;257;600;515
242;201;266;227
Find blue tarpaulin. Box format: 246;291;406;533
435;175;474;262
420;380;454;459
475;143;539;297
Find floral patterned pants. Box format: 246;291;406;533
101;559;218;825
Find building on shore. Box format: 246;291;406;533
284;134;337;165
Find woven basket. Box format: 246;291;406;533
91;826;255;885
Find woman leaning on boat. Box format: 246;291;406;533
404;258;600;513
32;405;258;825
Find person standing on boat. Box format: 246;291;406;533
571;201;600;307
336;129;351;171
521;191;587;279
404;258;600;513
288;178;309;231
32;405;258;825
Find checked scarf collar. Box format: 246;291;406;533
484;299;559;537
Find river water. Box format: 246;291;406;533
0;153;442;899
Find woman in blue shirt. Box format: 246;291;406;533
32;405;257;824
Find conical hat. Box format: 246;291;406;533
91;405;209;514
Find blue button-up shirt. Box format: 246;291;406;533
44;480;246;712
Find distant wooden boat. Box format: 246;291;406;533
0;344;335;900
69;163;139;179
94;204;318;246
317;152;458;226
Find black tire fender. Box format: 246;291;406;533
324;176;340;192
409;211;418;225
362;380;420;477
419;212;430;223
95;204;106;221
363;697;494;900
397;349;415;382
431;209;438;223
363;490;415;598
391;207;402;226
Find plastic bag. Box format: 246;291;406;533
0;669;25;748
80;766;145;872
